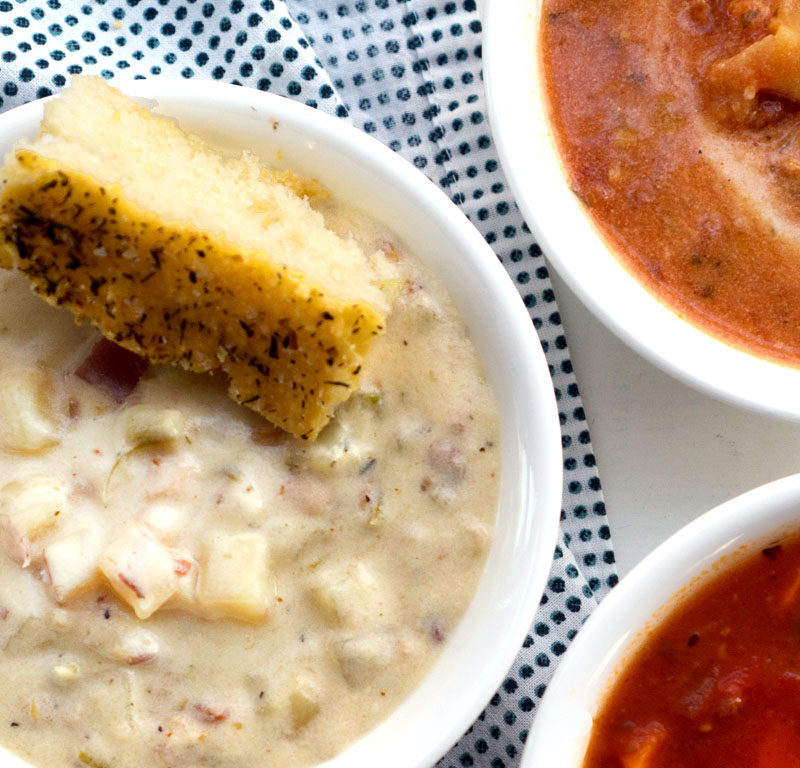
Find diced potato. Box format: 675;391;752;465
44;527;101;602
0;572;48;650
334;632;397;687
198;532;270;622
309;562;380;627
0;369;60;453
0;477;66;537
288;675;320;730
100;526;182;619
124;405;185;446
0;476;67;567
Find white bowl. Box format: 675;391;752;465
520;472;800;767
483;0;800;421
0;81;563;768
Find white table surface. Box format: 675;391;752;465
550;271;800;577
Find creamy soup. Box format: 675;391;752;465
0;203;500;768
541;0;800;365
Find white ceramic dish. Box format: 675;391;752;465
483;0;800;422
0;81;563;768
520;472;800;767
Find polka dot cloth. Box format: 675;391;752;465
0;1;618;765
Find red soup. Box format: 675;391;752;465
583;531;800;768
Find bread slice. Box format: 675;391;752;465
0;77;395;439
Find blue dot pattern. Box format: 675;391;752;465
0;2;618;766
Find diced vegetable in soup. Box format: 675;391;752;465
540;0;800;365
0;201;500;768
582;531;800;768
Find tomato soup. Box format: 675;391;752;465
582;531;800;768
541;0;800;365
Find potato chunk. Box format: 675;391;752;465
310;561;380;627
0;476;67;567
0;369;59;454
334;632;397;687
44;527;101;602
100;526;187;619
198;532;270;622
288;675;320;730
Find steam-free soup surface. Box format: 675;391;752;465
582;531;800;768
542;0;800;364
0;202;499;768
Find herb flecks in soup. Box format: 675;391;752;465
0;198;499;768
582;531;800;768
541;0;800;364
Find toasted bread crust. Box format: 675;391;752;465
0;150;383;439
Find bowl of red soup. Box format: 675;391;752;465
520;472;800;768
484;0;800;420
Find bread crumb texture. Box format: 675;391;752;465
0;77;395;439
